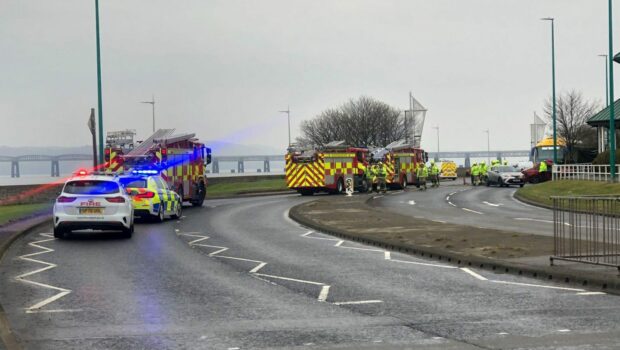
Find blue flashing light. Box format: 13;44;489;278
132;169;159;175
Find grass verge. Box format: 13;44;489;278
516;180;620;208
0;203;51;226
207;178;289;198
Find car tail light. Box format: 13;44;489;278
106;196;126;203
57;196;76;203
136;191;155;199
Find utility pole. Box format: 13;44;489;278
140;95;156;133
541;17;558;164
279;107;291;146
95;0;104;165
608;0;616;181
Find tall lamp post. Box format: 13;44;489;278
279;107;291;146
541;17;558;164
140;95;156;133
95;0;104;165
484;129;490;165
609;0;616;181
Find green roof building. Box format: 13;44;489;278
587;99;620;153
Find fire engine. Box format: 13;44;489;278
104;129;212;206
285;141;369;195
370;140;427;189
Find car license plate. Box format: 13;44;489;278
79;208;104;215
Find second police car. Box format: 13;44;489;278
118;169;183;222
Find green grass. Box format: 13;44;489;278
207;178;289;198
517;180;620;207
0;203;51;226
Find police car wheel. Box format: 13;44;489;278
172;201;182;219
156;207;165;222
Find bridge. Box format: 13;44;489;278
0;151;531;177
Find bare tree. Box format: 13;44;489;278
543;90;599;163
297;96;407;148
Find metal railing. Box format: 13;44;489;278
551;196;620;271
552;164;620;182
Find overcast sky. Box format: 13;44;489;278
1;0;617;153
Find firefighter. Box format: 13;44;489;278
371;164;379;192
539;159;548;180
470;162;477;185
364;163;374;193
430;160;440;188
377;162;388;193
471;162;480;186
480;161;488;184
417;162;428;190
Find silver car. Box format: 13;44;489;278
486;165;525;188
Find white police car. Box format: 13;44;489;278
53;172;134;238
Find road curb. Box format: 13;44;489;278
513;191;555;210
289;201;620;295
0;215;49;350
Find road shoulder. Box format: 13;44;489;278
289;194;620;294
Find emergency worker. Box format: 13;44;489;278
364;163;374;193
417;163;428;190
471;162;480;186
377;162;388;193
371;164;379;193
480;161;488;184
430;160;440;188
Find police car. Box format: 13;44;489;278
118;170;182;222
53;171;134;239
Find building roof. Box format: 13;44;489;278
587;99;620;127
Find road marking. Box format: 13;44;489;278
514;217;553;224
448;201;457;207
460;267;488;281
449;192;457;196
334;240;344;247
432;219;447;224
301;231;313;237
576;291;606;295
407;200;416;205
497;332;509;335
318;285;330;302
15;233;80;313
254;273;326;286
490;280;585;292
462;208;484;215
249;262;267;274
333;300;383;305
384;251;391;260
337;245;383;252
558;329;571;333
483;201;503;207
389;258;457;269
372;195;384;199
215;255;267;274
446;196;450;201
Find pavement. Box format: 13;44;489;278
0;193;620;349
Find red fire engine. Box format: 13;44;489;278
104;129;211;206
285;141;370;195
371;140;427;189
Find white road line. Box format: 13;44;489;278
254;273;326;286
215;255;267;274
249;262;267;274
483;201;503;207
576;291;606;295
432;220;447;224
462;208;484;215
514;217;553;224
15;233;79;313
334;240;344;247
449;192;457;196
558;329;571;333
301;231;313;237
460;268;488;281
407;200;416;205
448;201;457;207
497;332;509;335
389;258;457;269
318;285;330;302
490;280;585;292
333;300;383;305
372;195;384;199
337;245;383;252
384;251;391;260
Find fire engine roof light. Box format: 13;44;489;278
76;169;88;176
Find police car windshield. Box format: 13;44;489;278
64;180;120;195
119;178;147;188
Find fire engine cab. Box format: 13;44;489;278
286;141;369;195
104;129;211;207
370;140;427;189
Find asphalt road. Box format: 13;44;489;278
1;193;620;349
374;182;555;236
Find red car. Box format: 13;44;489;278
521;160;554;184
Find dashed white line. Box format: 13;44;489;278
483;201;503;207
462;208;484;215
576;291;606;295
318;285;330;302
333;300;383;305
558;329;571;333
514;217;553;224
460;267;488;281
407;200;416;205
448;201;457;207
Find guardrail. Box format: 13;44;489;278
552;164;620;182
550;196;620;272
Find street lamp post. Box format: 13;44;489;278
609;0;616;181
140;95;156;133
484;129;490;165
95;0;104;165
599;54;610;107
541;17;558;164
279;107;291;146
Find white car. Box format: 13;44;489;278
53;175;134;239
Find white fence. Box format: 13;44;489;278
553;164;620;182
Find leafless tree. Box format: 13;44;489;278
297;96;407;148
543;90;599;163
